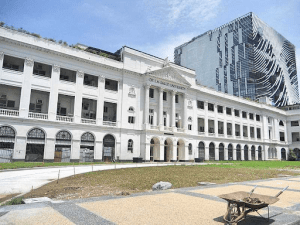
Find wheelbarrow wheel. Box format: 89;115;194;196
224;203;245;225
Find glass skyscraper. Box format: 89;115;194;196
174;12;299;107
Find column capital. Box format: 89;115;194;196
53;64;60;73
77;70;84;78
99;75;105;82
144;84;151;89
159;87;164;93
171;90;176;96
25;58;34;67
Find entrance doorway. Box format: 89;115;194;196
80;132;95;162
0;126;15;163
55;130;71;162
103;134;115;162
25;128;45;162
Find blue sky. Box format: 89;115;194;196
1;0;299;85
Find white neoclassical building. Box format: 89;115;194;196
0;26;299;163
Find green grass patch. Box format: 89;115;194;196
205;160;300;169
0;161;108;170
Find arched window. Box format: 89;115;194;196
81;132;95;142
236;144;241;160
56;131;71;141
128;139;133;152
279;120;284;126
28;128;45;139
188;117;192;122
188;143;192;155
0;126;15;137
128;106;135;112
198;142;205;159
219;143;224;161
228;144;233;160
209;142;215;160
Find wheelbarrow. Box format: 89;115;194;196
218;185;289;225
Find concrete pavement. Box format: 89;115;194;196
1;176;300;224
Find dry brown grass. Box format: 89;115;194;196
23;165;296;200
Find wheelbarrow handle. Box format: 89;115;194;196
275;186;289;197
249;185;257;198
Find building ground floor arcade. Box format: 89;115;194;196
0;119;291;163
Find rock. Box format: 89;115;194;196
197;182;216;186
152;181;172;191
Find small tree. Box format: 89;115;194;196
288;149;297;161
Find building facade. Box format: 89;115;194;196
0;26;299;163
174;12;300;107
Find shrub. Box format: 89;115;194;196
4;197;25;205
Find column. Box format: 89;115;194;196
144;142;151;162
158;87;164;130
274;118;279;141
48;65;60;121
44;138;55;162
205;145;209;161
159;143;164;162
13;136;27;161
19;58;34;118
224;147;228;160
94;141;103;162
74;70;84;123
171;91;176;131
224;119;227;138
116;141;121;161
241;147;244;160
0;52;4;79
284;120;288;144
214;105;218;137
71;139;80;162
183;93;188;131
204;101;208;135
144;85;150;129
262;115;269;142
233;147;237;160
97;75;105;125
172;140;177;161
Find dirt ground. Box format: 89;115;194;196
23;166;297;200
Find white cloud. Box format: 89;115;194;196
137;32;197;61
143;0;222;29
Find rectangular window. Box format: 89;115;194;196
175;94;179;103
164;118;167;126
105;79;118;91
234;109;239;117
176;122;179;128
208;103;214;111
128;116;135;124
257;128;261;139
217;105;223;113
197;100;204;109
291;121;299;126
256;114;260;121
149;88;154;98
226;107;232;115
163;91;167;101
104;106;108;113
188;124;192;130
249;113;254;120
242;111;247;119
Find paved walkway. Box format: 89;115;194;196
0;162;200;195
1;176;300;224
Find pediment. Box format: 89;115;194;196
145;66;191;86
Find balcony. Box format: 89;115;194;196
82;98;97;124
81;118;96;124
2;55;24;73
33;62;52;78
56;115;73;122
28;112;48;120
0;108;19;117
103;121;116;126
0;84;21;117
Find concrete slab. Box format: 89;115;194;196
0;206;74;225
79;192;226;225
256;180;300;190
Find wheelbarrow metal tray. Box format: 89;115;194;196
219;191;279;209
